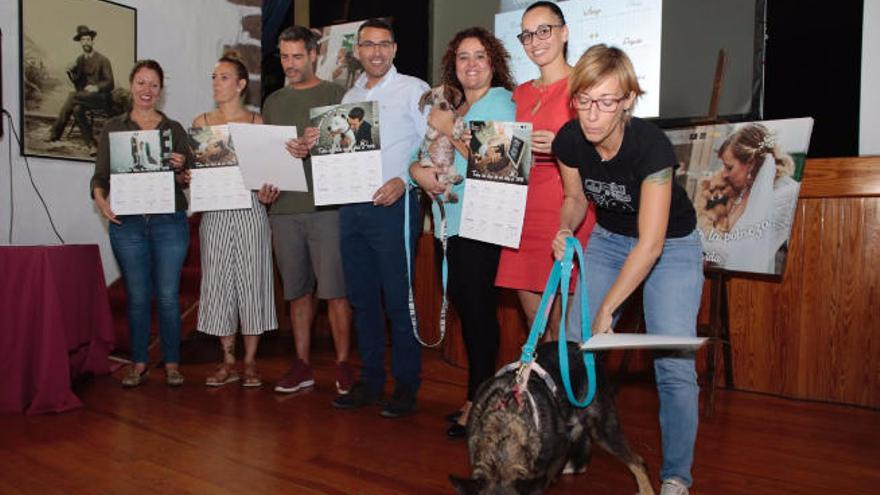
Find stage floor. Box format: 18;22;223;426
1;331;877;494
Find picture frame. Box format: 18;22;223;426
19;0;136;162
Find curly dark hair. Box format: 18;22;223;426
440;27;515;94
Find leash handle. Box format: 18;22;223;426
558;236;597;408
404;186;448;347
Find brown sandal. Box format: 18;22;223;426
242;363;262;388
205;364;239;387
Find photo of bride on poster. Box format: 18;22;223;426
667;118;813;275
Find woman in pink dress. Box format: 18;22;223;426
495;1;595;340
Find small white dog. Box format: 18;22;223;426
326;112;355;153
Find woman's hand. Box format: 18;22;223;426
257;183;280;204
552;228;573;260
591;308;614;335
169;152;187;170
95;196;121;225
410;163;445;199
427;106;455;138
532;130;556;154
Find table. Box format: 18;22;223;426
0;244;115;414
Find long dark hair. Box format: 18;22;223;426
440;27;515;94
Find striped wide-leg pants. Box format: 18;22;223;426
197;193;277;336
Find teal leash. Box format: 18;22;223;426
518;236;596;408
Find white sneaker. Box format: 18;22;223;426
659;477;689;495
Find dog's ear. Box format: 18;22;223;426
418;89;434;113
445;85;465;110
515;475;547;495
449;474;485;495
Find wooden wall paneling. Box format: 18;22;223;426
798;157;880;198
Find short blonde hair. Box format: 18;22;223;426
569;44;643;119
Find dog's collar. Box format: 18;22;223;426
495;361;557;432
496;360;558;396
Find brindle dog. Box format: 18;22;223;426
451;342;654;495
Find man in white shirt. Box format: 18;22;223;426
331;19;429;418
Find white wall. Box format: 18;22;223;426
0;0;258;282
861;0;879;156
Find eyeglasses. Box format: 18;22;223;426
572;94;627;113
516;24;563;45
357;40;394;50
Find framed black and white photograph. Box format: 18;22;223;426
19;0;136;162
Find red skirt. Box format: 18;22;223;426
495;164;595;292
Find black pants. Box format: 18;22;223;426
436;235;501;400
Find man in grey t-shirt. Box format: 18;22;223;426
260;26;354;396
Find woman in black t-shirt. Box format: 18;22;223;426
551;44;702;495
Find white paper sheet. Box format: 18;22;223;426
579;334;707;351
189;167;252;212
460;179;528;248
110;171;176;215
228;124;308;192
311;150;383;205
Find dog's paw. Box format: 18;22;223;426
562;460;587;475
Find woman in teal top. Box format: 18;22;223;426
410;27;516;438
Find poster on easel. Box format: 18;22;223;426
459;121;532;248
309;101;382;205
187;125;252;212
665;118;814;275
109;128;175;215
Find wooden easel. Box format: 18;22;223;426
696;49;735;418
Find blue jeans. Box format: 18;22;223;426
109;211;189;365
339;191;421;394
568;225;703;486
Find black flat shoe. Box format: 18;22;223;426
446;423;466;439
445;410;463;423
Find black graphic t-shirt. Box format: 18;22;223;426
553;117;696;238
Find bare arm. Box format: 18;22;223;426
592;167;673;333
552;160;589;259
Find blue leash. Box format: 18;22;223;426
404;185;448;347
519;236;597;408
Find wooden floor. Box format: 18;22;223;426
1;332;878;495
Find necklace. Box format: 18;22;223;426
732;184;750;206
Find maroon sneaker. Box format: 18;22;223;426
274;358;314;393
335;361;355;394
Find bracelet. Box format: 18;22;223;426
557;228;573;236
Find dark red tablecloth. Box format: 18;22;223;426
0;244;115;414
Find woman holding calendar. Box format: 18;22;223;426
91;60;192;388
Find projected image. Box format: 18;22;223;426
495;0;662;118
